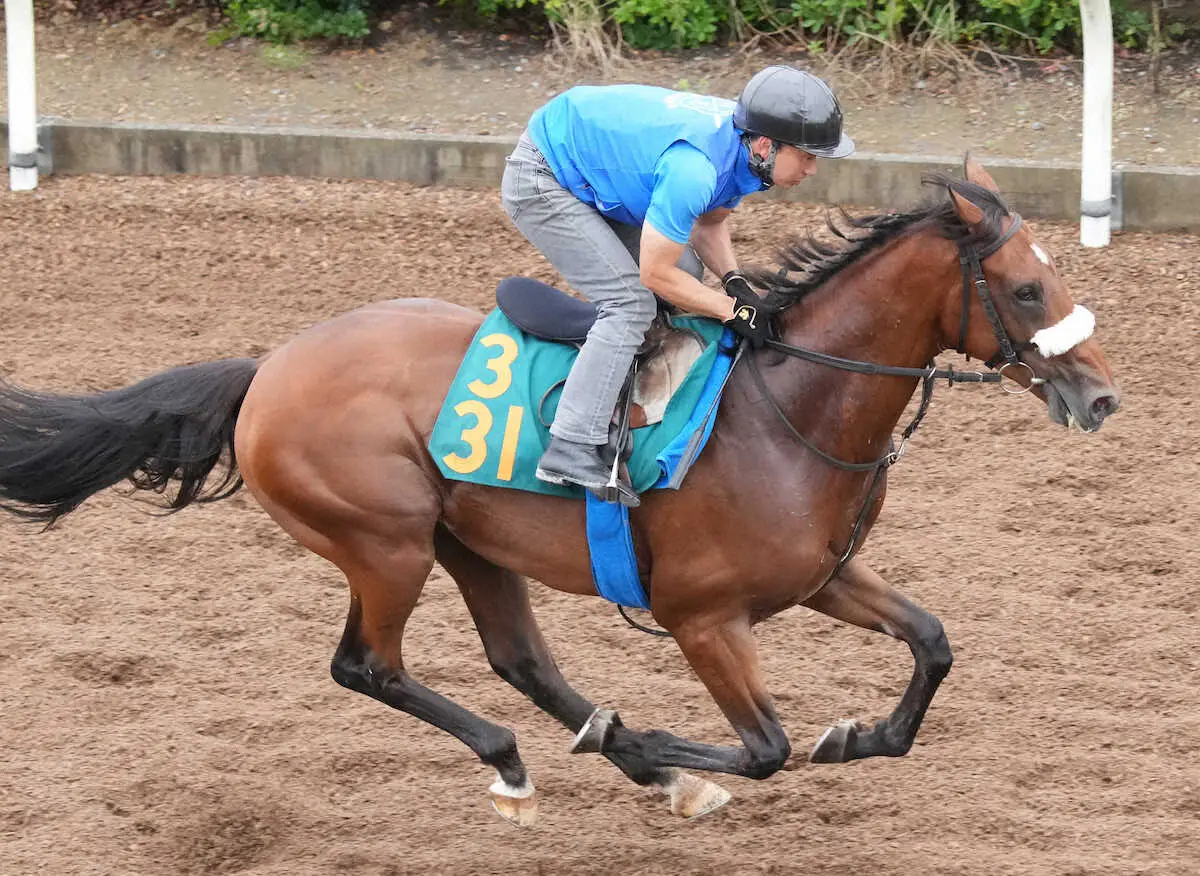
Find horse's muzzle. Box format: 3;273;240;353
1045;379;1121;432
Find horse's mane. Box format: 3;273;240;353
749;175;1013;308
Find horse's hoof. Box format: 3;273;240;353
659;770;731;819
809;719;860;764
488;774;537;827
570;707;619;754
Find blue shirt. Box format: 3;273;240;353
528;85;765;244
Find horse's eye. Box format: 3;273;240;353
1015;283;1042;303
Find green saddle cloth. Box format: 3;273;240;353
429;309;725;497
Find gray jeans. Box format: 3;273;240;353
501;132;704;445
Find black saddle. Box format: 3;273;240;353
494;276;681;504
496;276;596;345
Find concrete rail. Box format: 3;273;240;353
5;117;1198;233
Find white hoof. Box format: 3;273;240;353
488;774;538;827
658;769;732;819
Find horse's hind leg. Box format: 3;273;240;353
434;527;731;819
329;541;536;825
803;556;954;763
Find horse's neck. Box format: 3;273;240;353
767;233;957;461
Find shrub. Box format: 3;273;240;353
776;0;1154;53
207;0;1166;52
224;0;370;43
610;0;724;48
973;0;1151;52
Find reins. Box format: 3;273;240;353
619;205;1036;637
748;210;1031;473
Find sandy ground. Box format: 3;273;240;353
1;18;1198;167
0;174;1198;876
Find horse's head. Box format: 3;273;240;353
943;157;1121;432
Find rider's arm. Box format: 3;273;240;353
640;227;736;321
689;209;738;279
640;145;737;321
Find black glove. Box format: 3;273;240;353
722;269;757;305
722;270;776;348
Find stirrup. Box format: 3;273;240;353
598;479;640;508
598;444;639;508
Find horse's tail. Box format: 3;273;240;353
0;358;259;526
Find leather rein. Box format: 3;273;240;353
733;211;1033;593
620;212;1035;637
747;210;1031;473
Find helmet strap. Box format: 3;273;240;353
744;134;777;189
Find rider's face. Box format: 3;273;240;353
771;144;818;187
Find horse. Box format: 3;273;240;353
0;158;1119;825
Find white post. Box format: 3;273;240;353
1079;0;1113;247
4;0;39;192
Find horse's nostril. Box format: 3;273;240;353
1092;394;1119;419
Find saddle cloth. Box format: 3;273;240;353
428;280;737;608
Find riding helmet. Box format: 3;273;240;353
734;66;855;159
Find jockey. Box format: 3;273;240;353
501;65;855;508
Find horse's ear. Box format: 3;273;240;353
964;153;1001;193
951;188;985;227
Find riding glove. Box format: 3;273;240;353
722;270;776;348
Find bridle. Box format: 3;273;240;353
955;212;1042;386
740;209;1038;588
623;210;1044;637
749;209;1036;473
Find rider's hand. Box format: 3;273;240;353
722;270;758;306
722;270;777;348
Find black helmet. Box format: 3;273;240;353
734;66;854;159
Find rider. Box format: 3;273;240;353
501;65;855;508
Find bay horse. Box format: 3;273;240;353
0;159;1119;824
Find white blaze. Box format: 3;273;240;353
1031;305;1096;357
1031;243;1051;265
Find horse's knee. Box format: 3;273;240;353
331;649;402;702
917;617;953;679
931;634;953;678
744;735;791;780
330;649;372;695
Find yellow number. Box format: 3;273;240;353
441;400;493;474
467;334;519;400
442;333;524;478
496;406;524;481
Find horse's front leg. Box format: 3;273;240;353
803;556;953;763
574;614;792;782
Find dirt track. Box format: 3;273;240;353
1;175;1197;876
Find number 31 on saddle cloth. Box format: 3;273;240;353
427;277;738;608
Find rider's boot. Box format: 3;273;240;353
535;436;640;508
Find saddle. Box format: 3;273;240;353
495;276;711;502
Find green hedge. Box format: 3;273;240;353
216;0;1166;50
449;0;1160;51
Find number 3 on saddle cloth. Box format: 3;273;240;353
428;277;738;610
